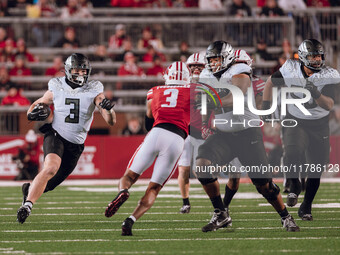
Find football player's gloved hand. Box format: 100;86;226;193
27;103;50;121
305;81;321;99
260;100;272;122
201;121;214;140
99;98;115;112
195;93;217;111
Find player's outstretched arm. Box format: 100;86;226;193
95;93;116;126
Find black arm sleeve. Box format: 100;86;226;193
145;115;154;131
321;84;338;101
271;70;285;87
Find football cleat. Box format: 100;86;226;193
105;189;129;217
121;217;134;236
286;193;298;207
281;214;300;232
202;209;232;232
17;204;31;224
179;205;191;214
21;183;30;205
298;203;313;221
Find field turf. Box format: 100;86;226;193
0;180;339;254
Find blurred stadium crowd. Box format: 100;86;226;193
0;0;340;135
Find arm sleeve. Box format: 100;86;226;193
271;70;285;87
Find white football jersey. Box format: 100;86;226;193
279;59;340;120
48;77;103;144
199;63;260;132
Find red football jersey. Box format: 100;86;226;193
147;84;190;134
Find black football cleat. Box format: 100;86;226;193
298;203;313;221
281;214;300;232
202;209;232;232
17;204;31;224
121;217;134;236
286;193;298;207
105;189;130;217
21;183;30;205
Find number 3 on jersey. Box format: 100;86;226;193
65;98;80;123
161;89;179;108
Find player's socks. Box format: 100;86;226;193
223;185;237;208
278;207;289;218
210;195;225;211
183;198;190;206
304;178;320;205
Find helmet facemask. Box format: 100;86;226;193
64;53;92;86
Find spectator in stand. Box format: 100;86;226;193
257;0;266;7
137;27;164;50
228;0;252;45
142;45;166;63
38;0;58;17
13;38;37;62
153;0;172;7
255;39;273;61
278;0;306;11
79;0;93;8
0;27;8;50
118;52;144;76
146;55;164;77
114;40;133;62
9;54;32;77
111;0;137;7
108;24;130;50
259;0;285;45
121;115;145;136
92;44;110;62
54;26;80;48
0;38;16;63
228;0;252;17
0;67;15;91
90;0;108;7
260;0;285;17
1;83;30;106
12;129;40;181
45;55;64;77
60;0;92;18
281;38;293;60
199;0;222;10
0;0;10;17
271;52;287;73
117;52;144;89
306;0;330;7
172;41;191;62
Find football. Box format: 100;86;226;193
28;103;51;121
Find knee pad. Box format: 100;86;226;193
198;177;217;186
256;181;280;201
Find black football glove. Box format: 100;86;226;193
99;98;115;111
260;100;272;122
305;81;321;99
27;103;50;121
195;93;218;111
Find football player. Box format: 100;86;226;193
196;41;299;232
17;53;116;224
177;52;206;214
105;62;191;236
262;39;340;220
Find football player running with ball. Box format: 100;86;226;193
17;53;116;224
196;41;299;232
105;62;191;236
263;39;340;220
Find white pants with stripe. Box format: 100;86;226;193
128;127;185;186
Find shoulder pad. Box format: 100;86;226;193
227;63;252;77
48;77;63;91
87;80;104;93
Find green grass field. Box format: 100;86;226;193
0;181;340;255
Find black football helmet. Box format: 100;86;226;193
205;40;235;74
298;39;325;72
64;53;91;86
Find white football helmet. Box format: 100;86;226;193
163;61;191;85
186;52;206;79
234;49;253;67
